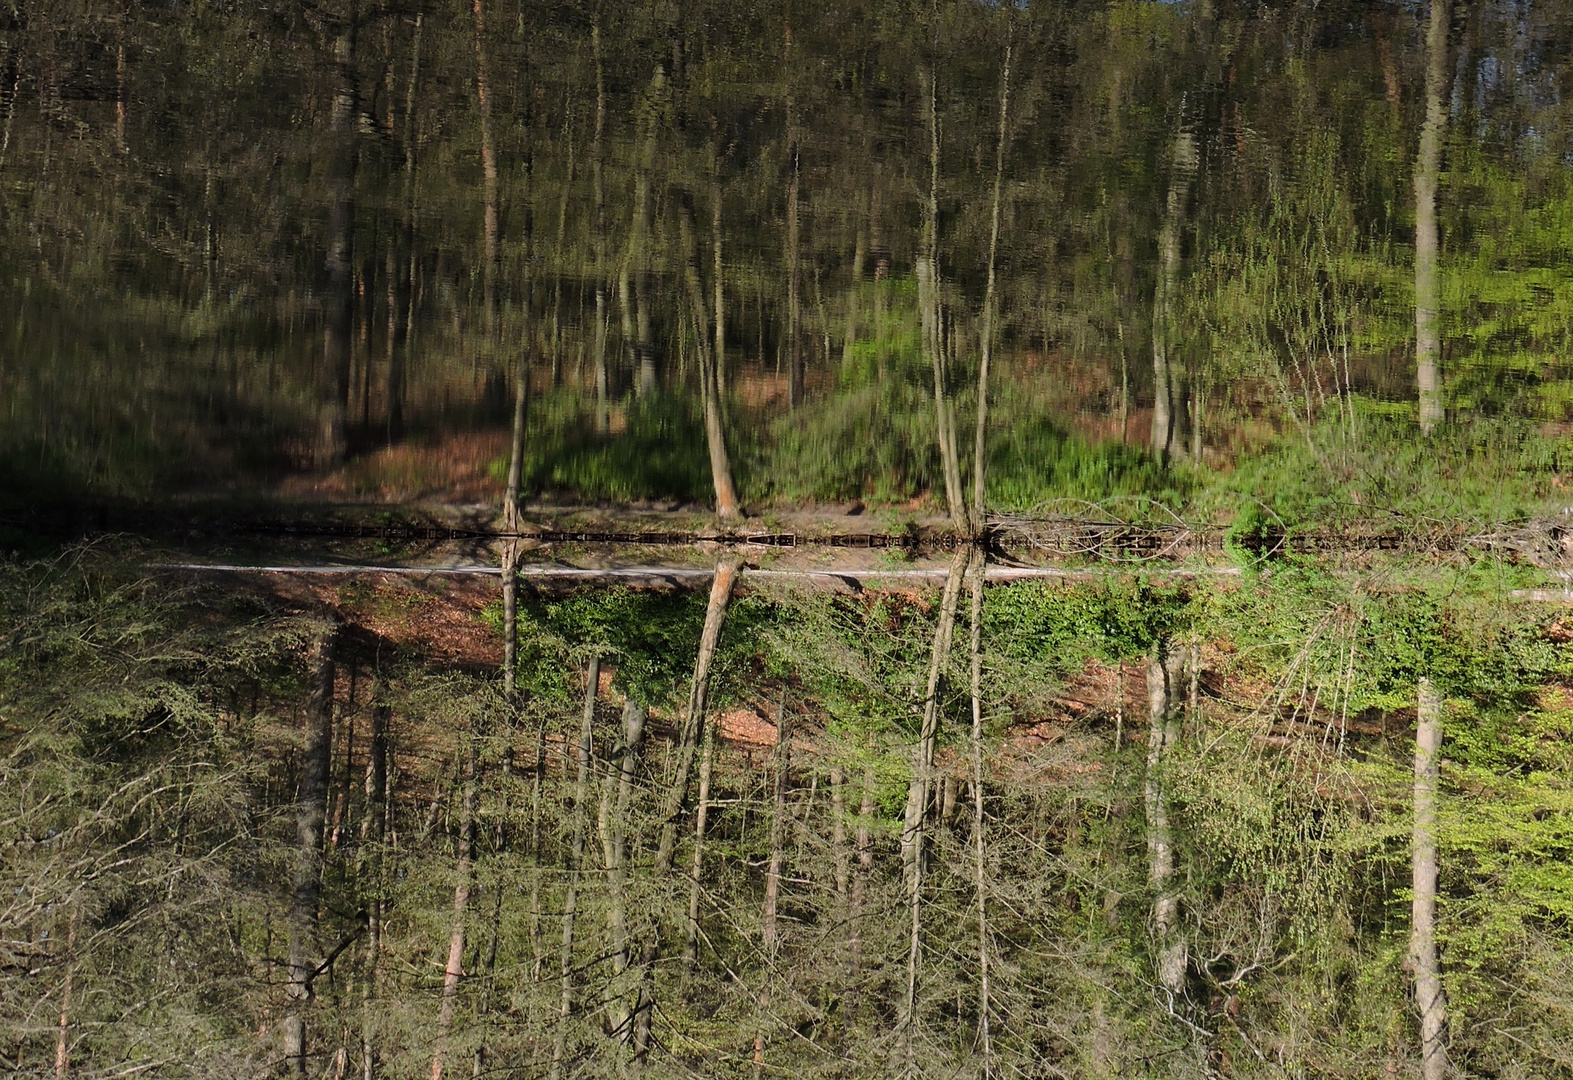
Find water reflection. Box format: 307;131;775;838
3;1;1573;524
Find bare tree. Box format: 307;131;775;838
284;623;339;1076
1411;677;1447;1080
1414;0;1451;433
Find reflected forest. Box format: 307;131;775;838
10;0;1573;1077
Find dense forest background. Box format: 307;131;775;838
8;1;1573;1078
3;0;1573;520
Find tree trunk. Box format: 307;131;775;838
359;694;388;1080
1145;641;1186;1003
1414;0;1450;434
1411;677;1447;1080
629;69;660;396
285;625;338;1076
430;724;479;1080
966;556;991;1064
52;905;78;1079
549;656;599;1079
682;721;716;969
656;556;741;872
471;0;497;319
971;37;1011;534
1150;124;1196;462
919;69;967;530
713;179;727;399
678;200;741;519
600;699;647;1043
591;24;609;436
763;691;790;952
901;549;969;1041
786;139;802;410
318;19;358;469
841;195;866;372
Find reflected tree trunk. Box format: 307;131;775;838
591;23;609;434
1411;677;1447;1080
678;198;740;520
471;0;497;319
713;177;727;400
971;36;1011;534
628;68;662;397
318;17;359;469
1414;0;1450;434
919;69;966;529
1150;121;1196;463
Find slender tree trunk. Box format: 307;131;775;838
966;555;991;1065
763;692;790;951
845;760;875;1022
1150;123;1196;462
601;699;647;1042
1411;677;1447;1080
549;657;599;1079
919;69;966;529
678;202;741;520
591;24;609;435
359;695;388;1080
901;549;969;1043
628;70;659;396
713;179;727;399
1145;641;1186;1003
319;19;359;469
52;905;78;1079
1414;0;1451;434
786;139;802;410
971;37;1011;534
683;721;716;969
285;625;339;1076
388;11;421;443
471;0;498;318
430;730;479;1080
830;767;849;910
656;556;741;872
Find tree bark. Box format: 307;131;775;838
285;624;338;1076
591;23;609;435
919;69;967;530
713;179;727;400
966;556;991;1064
1411;677;1447;1080
600;699;647;1043
678;202;741;520
971;37;1011;534
682;721;716;969
901;549;969;1041
655;556;741;873
763;691;790;952
430;729;479;1080
471;0;497;319
1145;641;1186;1003
358;693;388;1080
52;905;78;1079
318;18;358;469
1150;123;1196;462
1414;0;1451;434
549;656;599;1079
